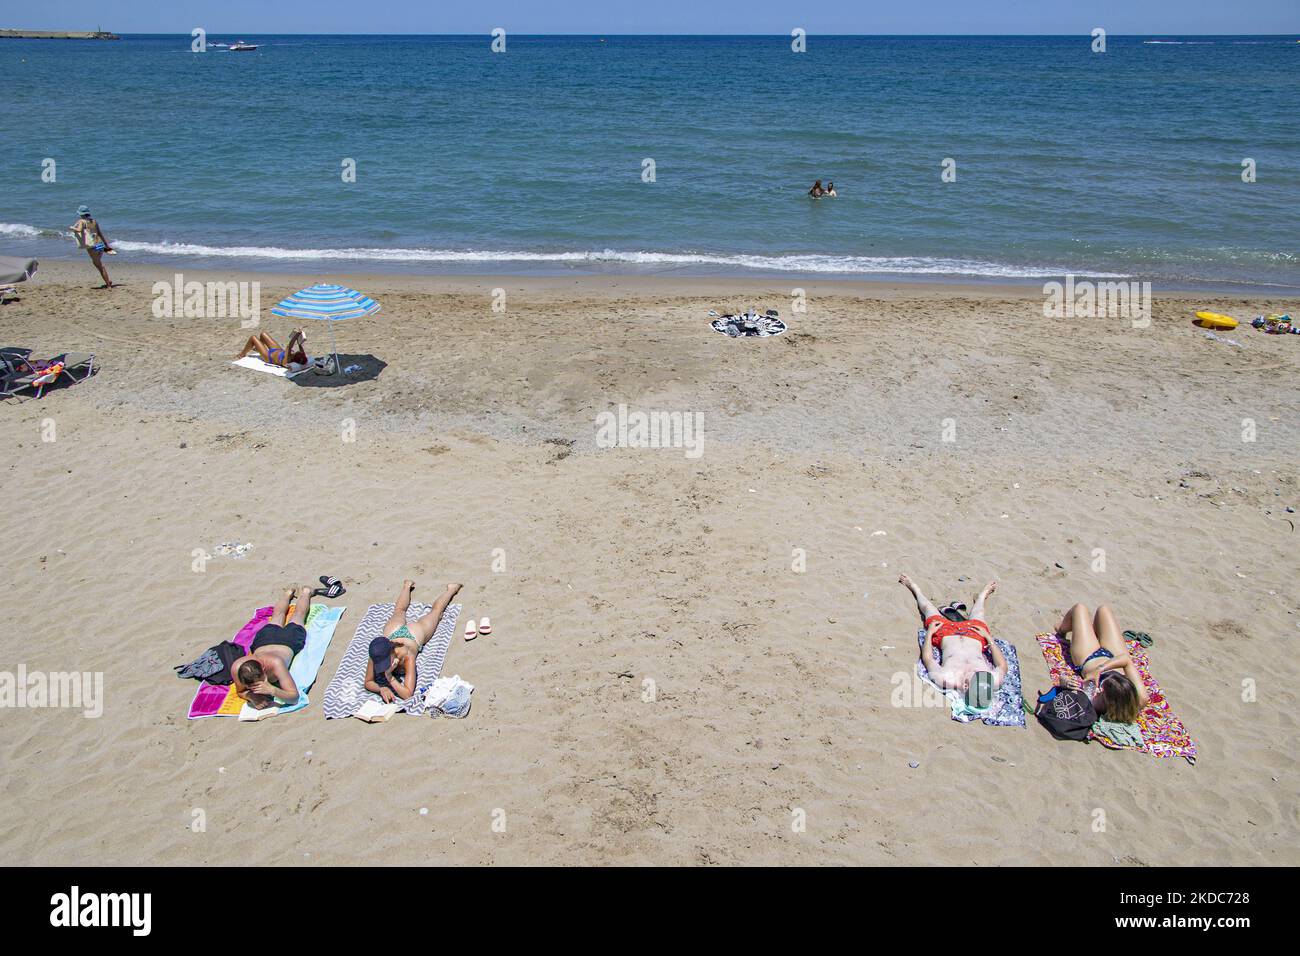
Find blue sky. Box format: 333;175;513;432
8;1;1300;35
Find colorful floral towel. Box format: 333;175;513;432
1035;632;1197;763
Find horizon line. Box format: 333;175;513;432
16;31;1300;38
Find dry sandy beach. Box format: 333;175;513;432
1;260;1297;866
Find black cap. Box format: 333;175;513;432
368;636;394;674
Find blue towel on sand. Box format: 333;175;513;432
915;628;1026;727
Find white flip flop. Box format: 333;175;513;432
478;616;492;636
463;618;478;641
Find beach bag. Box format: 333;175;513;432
1034;687;1097;741
173;640;244;684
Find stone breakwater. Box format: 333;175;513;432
0;30;121;40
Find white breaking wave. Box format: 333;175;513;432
2;221;1110;278
110;240;1079;277
104;240;1081;278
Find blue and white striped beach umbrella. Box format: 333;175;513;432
270;283;381;374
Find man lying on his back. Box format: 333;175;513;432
899;573;1007;710
232;585;313;709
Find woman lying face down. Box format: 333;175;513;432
365;580;463;703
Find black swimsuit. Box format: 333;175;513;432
250;622;307;656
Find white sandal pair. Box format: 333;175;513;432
464;617;492;641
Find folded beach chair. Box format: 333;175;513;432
0;347;32;376
0;351;95;401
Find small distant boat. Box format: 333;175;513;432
229;41;258;52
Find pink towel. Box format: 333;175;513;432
186;606;274;719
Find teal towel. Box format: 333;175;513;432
1093;716;1144;748
951;697;994;721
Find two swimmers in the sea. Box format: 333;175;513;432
808;180;838;198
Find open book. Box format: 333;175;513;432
238;702;283;721
353;699;402;723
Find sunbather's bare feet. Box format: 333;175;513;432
402;579;415;594
978;581;998;603
446;583;463;598
898;573;918;594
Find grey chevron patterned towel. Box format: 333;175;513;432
322;602;461;718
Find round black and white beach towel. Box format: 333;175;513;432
709;310;787;338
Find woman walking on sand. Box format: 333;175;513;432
69;205;114;288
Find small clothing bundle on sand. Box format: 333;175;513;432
174;640;244;684
1252;313;1297;335
710;309;787;337
424;674;474;718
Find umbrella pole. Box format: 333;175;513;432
328;321;340;375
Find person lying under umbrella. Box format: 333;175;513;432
235;329;312;370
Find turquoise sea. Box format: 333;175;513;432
1;34;1298;288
